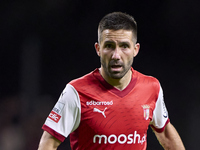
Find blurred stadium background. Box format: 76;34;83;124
1;0;200;149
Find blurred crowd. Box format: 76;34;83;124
0;94;70;150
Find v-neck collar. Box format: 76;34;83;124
93;68;137;98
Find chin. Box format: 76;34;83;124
109;72;125;79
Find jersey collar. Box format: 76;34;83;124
93;67;137;98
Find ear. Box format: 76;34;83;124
94;42;100;56
133;43;140;57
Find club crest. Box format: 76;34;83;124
142;105;150;120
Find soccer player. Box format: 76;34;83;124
38;12;185;150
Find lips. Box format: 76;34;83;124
111;65;122;68
109;60;123;71
110;64;123;72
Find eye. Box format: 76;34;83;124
121;44;129;49
105;44;114;49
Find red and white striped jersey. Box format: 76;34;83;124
42;68;169;150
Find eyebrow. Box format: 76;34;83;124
103;40;115;46
104;40;115;44
119;41;131;46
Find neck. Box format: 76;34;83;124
99;68;132;91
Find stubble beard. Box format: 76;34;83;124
101;58;133;79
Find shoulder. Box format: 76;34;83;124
69;69;99;89
133;69;160;92
134;69;160;84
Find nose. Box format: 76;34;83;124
111;47;121;60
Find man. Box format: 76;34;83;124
38;12;185;150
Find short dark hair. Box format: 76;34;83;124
98;12;137;43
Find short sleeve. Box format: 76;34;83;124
42;84;81;142
150;85;170;133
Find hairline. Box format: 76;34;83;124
98;29;137;44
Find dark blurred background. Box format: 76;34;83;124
0;0;199;149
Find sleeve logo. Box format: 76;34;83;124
162;100;168;118
48;102;64;123
48;111;61;123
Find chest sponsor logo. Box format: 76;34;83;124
93;131;146;145
93;107;107;118
142;105;150;120
48;111;61;123
86;100;113;106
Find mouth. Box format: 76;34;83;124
111;65;122;68
110;65;122;72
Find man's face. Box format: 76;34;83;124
95;29;140;79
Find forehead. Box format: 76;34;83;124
101;29;133;43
